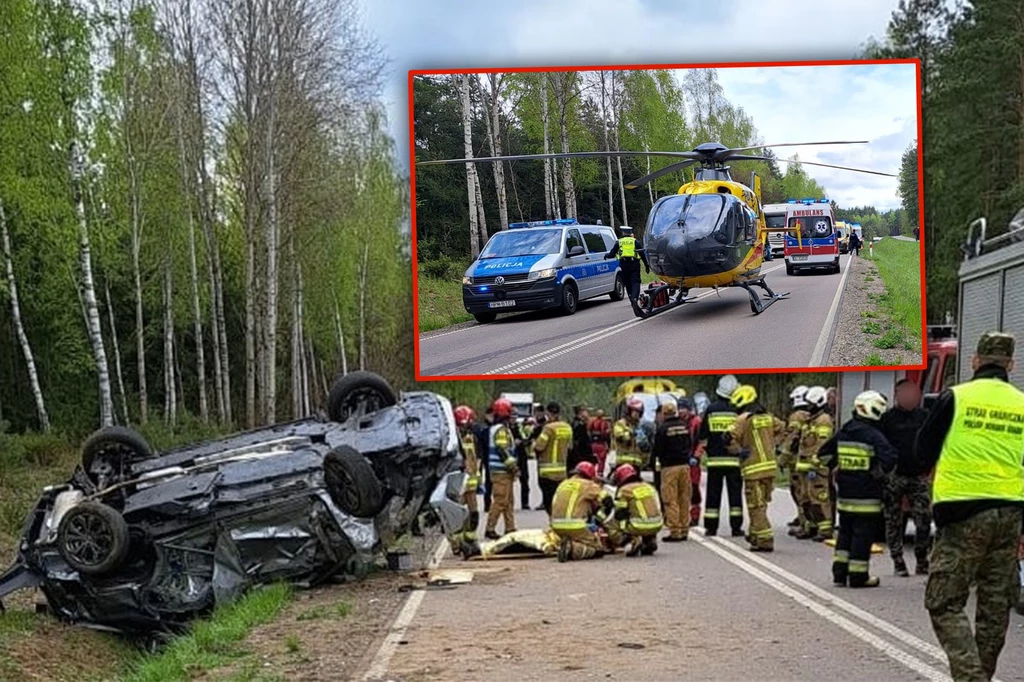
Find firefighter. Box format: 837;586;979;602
699;374;743;537
604;225;651;302
533;401;573;518
475;406;494;512
588;409;611;478
652;398;693;541
782;385;811;535
484;398;519;539
612;397;648;471
799;386;835;541
725;384;784;552
454;405;481;545
818;391;898;588
679;397;704;526
552;462;614;562
514;416;536;511
609;464;664;556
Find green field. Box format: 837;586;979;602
862;238;924;356
417;275;473;332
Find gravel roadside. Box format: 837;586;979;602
827;254;907;366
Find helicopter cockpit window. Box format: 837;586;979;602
647;193;731;240
788;215;833;240
742;206;756;240
479;228;562;258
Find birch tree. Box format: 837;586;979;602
460;74;482;257
484;74;509;230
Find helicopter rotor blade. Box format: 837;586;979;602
624;159;700;190
721;154;897;177
718;141;870;158
416;150;702;166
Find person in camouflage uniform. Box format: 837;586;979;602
913;332;1024;681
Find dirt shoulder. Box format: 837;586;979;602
827;254;913;367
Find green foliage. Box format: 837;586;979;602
867;238;923;348
417;275;473;332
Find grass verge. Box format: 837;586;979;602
862;238;922;349
417;275;472;332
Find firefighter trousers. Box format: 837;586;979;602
801;471;834;536
833;511;881;587
790;470;807;526
744;478;774;549
704;466;743;534
485;473;517;535
554;528;605;560
660;464;691;538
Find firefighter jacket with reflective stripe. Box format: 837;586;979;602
819;417;898;514
460;431;480;489
797;411;833;473
551;476;608;531
780;409;811;469
535;419;573;481
932;378;1024;506
487;422;517;473
613;418;646;467
619;236;636;258
699;400;740;467
615;481;664;535
727;408;783;480
652;416;692;468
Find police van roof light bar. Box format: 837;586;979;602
508;218;578;229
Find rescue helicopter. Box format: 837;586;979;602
417;141;896;319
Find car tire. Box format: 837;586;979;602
324;445;384;518
81;426;155;486
833;259;841;274
560;282;578;315
609;274;625;301
473;312;497;324
56;501;130;576
327;371;398;423
785;263;795;276
1016;584;1024;616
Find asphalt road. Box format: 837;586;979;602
369;468;1024;681
419;256;852;376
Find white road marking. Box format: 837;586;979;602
362;538;449;681
421;326;475;341
692;533;952;682
485;265;785;374
809;255;853;366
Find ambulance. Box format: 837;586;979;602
761;203;789;257
783;197;841;275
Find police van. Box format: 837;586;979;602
761;203;789;256
783;197;841;275
462;219;624;324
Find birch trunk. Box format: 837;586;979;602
105;280;130;426
541;75;553;220
131;194;147;423
334;301;348;375
244;209;256;427
163;259;176;425
70;141;114;427
359;243;368;371
610;72;628;226
460;75;481;258
0;200;50;432
485;74;508;230
264;102;279;426
290;239;302;419
599;72;615;226
473;168;487;240
556;73;576;219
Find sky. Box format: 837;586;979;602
360;0;917;210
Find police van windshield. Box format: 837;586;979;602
479;229;562;258
648;193;730;240
788;215;833;240
765;213;787;229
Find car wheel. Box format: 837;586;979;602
473;312;497;324
324;445;384;517
1016;584;1024;616
785;263;795;276
56;501;130;576
560;282;578;315
609;274;625;301
327;371;398;423
833;259;841;274
81;426;155;487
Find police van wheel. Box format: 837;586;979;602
560;283;578;315
473;312;497;324
609;274;625;301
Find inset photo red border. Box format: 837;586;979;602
408;58;926;382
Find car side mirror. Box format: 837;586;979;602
568;245;585;257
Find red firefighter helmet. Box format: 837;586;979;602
612;463;638;486
491;398;515;420
572;461;597;480
454;405;475;427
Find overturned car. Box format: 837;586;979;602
0;372;477;632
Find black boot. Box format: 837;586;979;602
915;556;929;575
893;555;909;577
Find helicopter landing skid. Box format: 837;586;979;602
629;283;694;319
739;278;789;315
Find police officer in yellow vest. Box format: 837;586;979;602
912;332;1024;682
605;226;651;302
534;402;574;518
